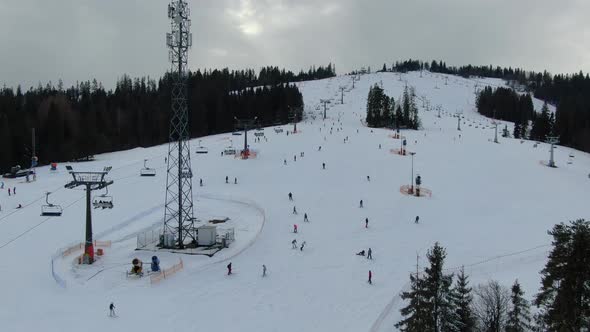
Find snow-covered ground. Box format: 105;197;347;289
0;71;587;332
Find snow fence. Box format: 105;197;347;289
150;258;183;285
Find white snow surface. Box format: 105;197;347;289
0;71;588;332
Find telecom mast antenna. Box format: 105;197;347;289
163;0;195;249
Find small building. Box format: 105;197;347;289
197;225;217;246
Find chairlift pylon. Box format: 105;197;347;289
41;192;63;216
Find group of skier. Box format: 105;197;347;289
225;176;238;184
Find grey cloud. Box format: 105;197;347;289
0;0;588;90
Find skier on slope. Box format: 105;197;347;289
227;262;232;275
322;163;326;170
365;218;369;228
304;213;309;222
368;270;372;284
294;155;297;162
293;224;298;233
109;303;116;317
293;206;297;214
356;250;365;256
359;200;363;208
367;248;372;260
262;264;267;277
292;239;297;249
415;216;419;224
367;176;370;181
288;192;293;201
225;176;229;184
300;241;306;251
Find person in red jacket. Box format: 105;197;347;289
368;270;372;284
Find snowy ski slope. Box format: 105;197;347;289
0;71;587;332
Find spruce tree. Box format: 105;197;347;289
531;103;551;140
396;242;458;331
402;86;411;125
534;219;590;331
409;91;420;129
395;104;403;129
366;85;375;126
396;271;429;331
453;267;475;332
387;97;396;128
421;242;457;331
506;280;532;332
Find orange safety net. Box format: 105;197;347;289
150;258;184;285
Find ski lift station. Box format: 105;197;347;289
197;225;217;246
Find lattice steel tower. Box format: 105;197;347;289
163;0;195;249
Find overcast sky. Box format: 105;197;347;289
1;0;589;90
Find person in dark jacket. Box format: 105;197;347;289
109;302;116;317
227;263;232;275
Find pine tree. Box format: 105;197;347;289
388;97;396;128
534;219;590;331
396;271;429;331
402;86;411;125
421;242;457;331
506;280;532;332
531;103;551;140
366;85;375;126
408;91;420;129
453;267;475;332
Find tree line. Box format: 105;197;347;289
376;59;589;152
474;86;584;152
0;64;339;172
396;219;590;331
365;84;420;130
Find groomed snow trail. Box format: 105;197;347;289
0;71;588;332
